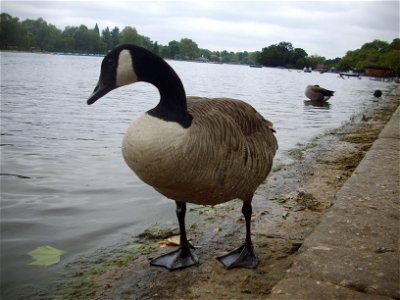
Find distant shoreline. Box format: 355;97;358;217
0;49;105;57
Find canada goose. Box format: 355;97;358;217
87;44;278;271
305;85;335;101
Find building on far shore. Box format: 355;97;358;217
364;66;395;77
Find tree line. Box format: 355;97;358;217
257;41;330;69
1;13;399;73
337;39;400;74
0;13;259;64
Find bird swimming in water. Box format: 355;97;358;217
86;44;278;270
305;85;335;101
373;90;382;98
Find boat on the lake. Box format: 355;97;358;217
339;71;362;78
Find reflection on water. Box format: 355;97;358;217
0;52;395;298
303;100;331;109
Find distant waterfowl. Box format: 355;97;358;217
87;44;278;270
373;90;382;98
305;85;335;101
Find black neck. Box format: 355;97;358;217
133;48;192;128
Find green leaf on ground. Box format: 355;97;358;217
188;204;214;215
28;245;66;267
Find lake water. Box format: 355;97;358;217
0;52;395;298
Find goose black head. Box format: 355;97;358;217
87;44;142;105
86;44;191;127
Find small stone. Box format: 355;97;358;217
375;247;395;254
365;284;379;293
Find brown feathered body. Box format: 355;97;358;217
305;85;335;101
122;97;278;206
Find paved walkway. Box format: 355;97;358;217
267;106;400;300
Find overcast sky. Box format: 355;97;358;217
2;0;399;58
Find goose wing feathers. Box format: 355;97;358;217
315;86;334;96
176;97;278;204
305;85;334;101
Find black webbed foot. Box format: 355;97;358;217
217;242;258;269
150;244;199;271
150;201;199;270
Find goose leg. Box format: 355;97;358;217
217;202;259;269
150;201;199;270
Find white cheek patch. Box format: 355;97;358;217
116;49;138;86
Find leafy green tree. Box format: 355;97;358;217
361;40;389;52
141;36;154;50
110;26;120;48
94;23;100;37
168;40;180;59
247;51;259;65
61;26;78;51
336;39;399;73
80;25;101;52
292;48;308;68
381;50;400;73
337;51;354;70
159;45;170;58
152;41;160;55
73;24;100;52
219;50;229;63
259;44;282;66
73;25;89;50
119;26;142;45
258;41;309;68
324;57;341;70
199;48;212;60
209;52;221;62
101;26;112;52
47;24;63;51
22;17;62;51
305;54;326;69
179;38;199;60
222;51;231;63
0;13;27;49
388;38;400;51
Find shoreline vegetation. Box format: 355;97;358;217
1;12;399;74
29;91;397;300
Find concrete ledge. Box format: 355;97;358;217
379;105;400;139
268;106;400;299
269;277;392;300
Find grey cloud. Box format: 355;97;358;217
2;1;398;58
